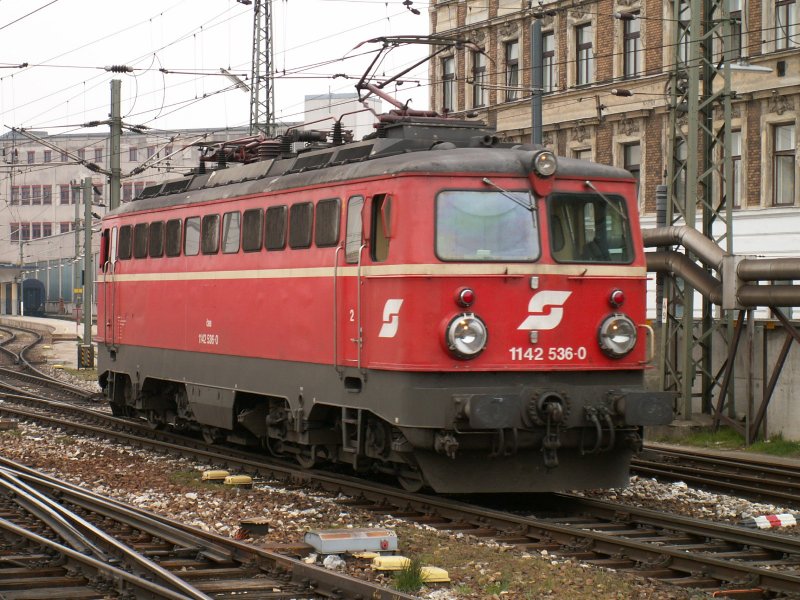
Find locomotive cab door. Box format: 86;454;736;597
336;194;366;375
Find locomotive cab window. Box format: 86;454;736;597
165;219;182;257
265;205;287;250
222;211;240;254
148;221;164;258
201;214;220;254
242;208;263;252
118;225;132;260
548;192;632;263
436;190;539;261
184;217;200;256
371;194;391;262
345;195;364;263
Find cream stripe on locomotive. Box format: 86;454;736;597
101;262;646;283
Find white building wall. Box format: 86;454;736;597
303;94;382;142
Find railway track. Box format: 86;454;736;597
0;456;417;600
634;444;800;508
4;394;800;597
0;324;99;404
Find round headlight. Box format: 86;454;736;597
598;314;637;358
532;150;557;177
446;313;488;359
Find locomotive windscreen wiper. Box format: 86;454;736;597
583;180;629;222
481;177;533;212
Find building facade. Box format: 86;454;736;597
0;127;251;314
430;0;799;217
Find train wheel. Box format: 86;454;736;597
397;469;425;493
295;445;317;469
202;426;224;445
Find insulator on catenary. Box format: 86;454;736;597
104;65;133;73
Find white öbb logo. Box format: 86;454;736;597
518;290;572;331
379;299;404;338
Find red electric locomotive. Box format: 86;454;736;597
96;113;673;493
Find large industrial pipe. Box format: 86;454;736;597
642;226;725;272
646;251;722;304
737;258;800;282
737;285;800;307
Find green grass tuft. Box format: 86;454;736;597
393;557;425;593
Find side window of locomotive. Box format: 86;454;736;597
315;198;340;247
435;190;539;261
265;205;287;250
242;208;263;252
548;193;632;263
201;214;220;254
118;225;132;260
165;219;182;257
289;202;313;249
149;221;164;258
133;223;148;259
222;211;241;254
184;217;200;256
100;229;110;270
371;194;391;262
345;195;364;263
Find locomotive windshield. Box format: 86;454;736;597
548;193;633;263
435;190;540;261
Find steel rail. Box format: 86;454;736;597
5;397;800;595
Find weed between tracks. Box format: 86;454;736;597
664;426;800;458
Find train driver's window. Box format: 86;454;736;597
201;214;220;254
118;225;132;260
165;219;182;257
184;217;200;256
289;202;313;249
110;226;117;265
345;195;364;264
242;209;263;251
149;221;164;258
371;194;391;262
315;198;340;247
265;205;287;250
548;193;632;263
222;211;240;254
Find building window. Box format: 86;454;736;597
678;3;691;65
471;50;487;108
43;150;51;163
60;184;69;204
776;0;798;50
147;146;156;158
26;151;34;164
10;186;19;205
442;56;455;112
77;149;85;160
623;14;641;78
542;32;555;93
134;181;145;197
129;147;137;161
72;186;81;204
42;185;52;205
576;24;594;85
60;222;71;234
60;152;67;162
122;182;133;202
623;143;641;202
728;0;743;59
773;124;796;205
42;223;52;237
21;186;30;205
31;185;41;205
505;40;520;101
573;148;592;160
10;223;19;243
727;131;743;209
95;148;102;162
32;223;41;239
20;223;30;241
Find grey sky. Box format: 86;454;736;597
0;0;430;134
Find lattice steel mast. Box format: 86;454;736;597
661;0;734;418
247;0;274;136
